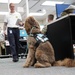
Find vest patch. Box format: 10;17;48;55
34;34;48;47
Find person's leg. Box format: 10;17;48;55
14;28;20;59
7;28;18;62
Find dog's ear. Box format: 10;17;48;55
24;18;32;34
27;16;36;26
28;16;40;28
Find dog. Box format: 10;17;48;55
54;58;75;67
23;16;75;68
23;16;55;68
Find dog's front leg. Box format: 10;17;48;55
23;45;35;68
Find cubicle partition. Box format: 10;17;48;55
46;14;74;61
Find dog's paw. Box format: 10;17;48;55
53;61;62;66
34;63;45;68
23;64;29;68
34;62;51;68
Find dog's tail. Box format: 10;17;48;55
53;58;75;67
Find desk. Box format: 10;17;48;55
19;39;27;57
19;39;27;42
0;42;5;55
5;39;27;56
46;14;74;61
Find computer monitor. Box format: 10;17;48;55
56;4;70;18
20;30;28;37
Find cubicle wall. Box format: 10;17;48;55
46;15;74;61
70;15;75;44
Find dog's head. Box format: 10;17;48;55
24;16;41;34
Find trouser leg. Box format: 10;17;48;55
14;28;20;58
7;28;18;59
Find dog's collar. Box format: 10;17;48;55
29;26;36;36
29;33;40;37
29;34;34;37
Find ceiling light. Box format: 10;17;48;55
42;1;64;6
29;9;46;16
0;0;21;4
29;13;45;16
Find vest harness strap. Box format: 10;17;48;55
33;33;49;47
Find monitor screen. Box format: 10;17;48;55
20;30;28;37
56;4;70;18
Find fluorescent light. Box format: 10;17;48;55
0;0;21;4
42;1;64;6
29;13;45;16
29;9;46;16
0;12;9;15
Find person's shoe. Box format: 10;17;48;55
13;58;19;62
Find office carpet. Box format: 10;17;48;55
0;58;75;75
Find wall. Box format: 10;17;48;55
37;14;57;25
0;23;4;29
